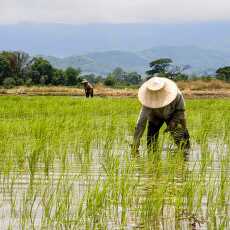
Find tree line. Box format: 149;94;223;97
0;51;84;88
0;51;143;88
146;58;230;81
0;51;229;88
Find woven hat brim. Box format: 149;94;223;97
138;77;178;108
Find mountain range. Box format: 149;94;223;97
1;22;230;75
45;46;230;75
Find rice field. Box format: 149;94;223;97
0;96;229;229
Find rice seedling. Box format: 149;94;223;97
0;96;229;229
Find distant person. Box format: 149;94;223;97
132;74;190;157
82;79;94;98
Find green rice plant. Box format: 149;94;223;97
0;97;229;229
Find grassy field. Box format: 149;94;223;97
0;96;229;229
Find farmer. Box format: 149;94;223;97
82;79;94;98
132;75;190;156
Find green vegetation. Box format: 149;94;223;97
0;51;83;88
146;58;173;76
104;67;142;87
216;66;230;81
0;51;142;88
146;58;190;81
0;96;229;229
1;50;229;90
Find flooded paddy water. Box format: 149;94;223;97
0;96;229;229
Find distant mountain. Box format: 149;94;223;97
139;46;230;75
1;22;230;56
45;51;148;75
45;46;230;76
1;22;230;75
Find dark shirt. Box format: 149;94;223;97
84;82;93;91
133;91;185;146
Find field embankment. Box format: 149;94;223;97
0;80;230;98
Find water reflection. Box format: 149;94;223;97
0;139;229;229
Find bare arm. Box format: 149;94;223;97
168;93;187;129
133;107;148;148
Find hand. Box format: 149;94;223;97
168;120;176;130
130;144;140;156
164;120;176;133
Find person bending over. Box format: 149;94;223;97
132;75;190;157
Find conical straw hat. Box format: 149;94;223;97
81;79;88;83
138;76;178;108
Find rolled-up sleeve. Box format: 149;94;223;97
176;93;185;110
171;93;186;126
133;107;147;147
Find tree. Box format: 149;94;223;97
0;51;17;74
0;55;11;84
95;75;103;84
81;74;96;84
31;57;54;84
30;70;41;84
0;51;32;84
104;74;116;86
14;51;30;79
216;66;230;81
104;68;142;86
39;75;48;85
112;67;125;81
3;77;16;88
146;58;173;76
167;64;190;80
124;72;142;85
52;69;65;85
65;67;81;86
173;73;189;81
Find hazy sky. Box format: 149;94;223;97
1;0;230;24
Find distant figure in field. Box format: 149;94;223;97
132;74;190;157
82;79;94;98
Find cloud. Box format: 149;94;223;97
0;0;230;24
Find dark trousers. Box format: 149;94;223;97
147;120;190;153
85;89;93;98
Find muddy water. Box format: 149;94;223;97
0;140;229;230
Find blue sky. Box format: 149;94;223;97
1;0;230;24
